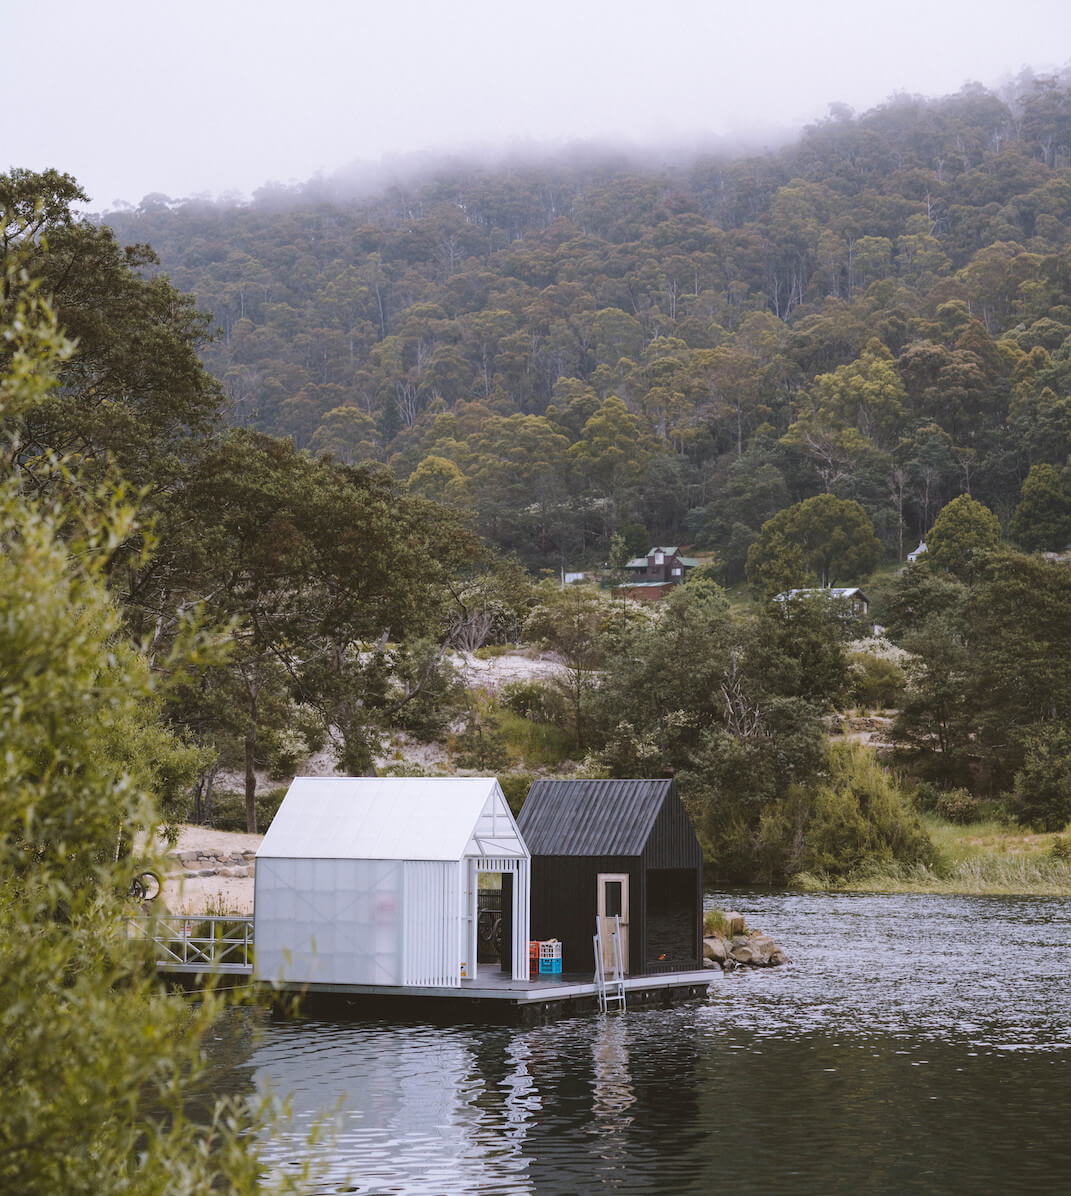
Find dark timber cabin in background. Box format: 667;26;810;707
517;779;703;977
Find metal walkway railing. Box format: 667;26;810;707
593;915;626;1012
129;914;254;974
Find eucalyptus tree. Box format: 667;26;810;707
746;493;882;595
0;169;221;496
172;429;479;828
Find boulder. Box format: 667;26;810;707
703;936;728;963
724;929;790;967
725;911;746;935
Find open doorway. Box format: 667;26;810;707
645;868;697;971
477;871;504;963
476;869;517;973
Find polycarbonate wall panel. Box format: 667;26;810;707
254;857;406;985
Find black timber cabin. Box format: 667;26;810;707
517;779;703;977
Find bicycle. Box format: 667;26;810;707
478;907;503;952
129;869;162;903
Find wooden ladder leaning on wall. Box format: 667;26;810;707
593;914;626;1012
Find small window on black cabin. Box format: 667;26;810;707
604;880;623;918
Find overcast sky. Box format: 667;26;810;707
8;0;1071;211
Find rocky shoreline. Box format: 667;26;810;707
704;911;789;969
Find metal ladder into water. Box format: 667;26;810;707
593;914;626;1012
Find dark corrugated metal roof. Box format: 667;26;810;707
517;778;674;856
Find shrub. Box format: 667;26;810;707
498;772;536;815
389;642;468;743
1011;723;1071;831
262;726;309;781
910;781;943;814
850;651;907;710
755;743;934;881
453;708;511;772
474;642;513;659
500;679;562;722
935;787;979;825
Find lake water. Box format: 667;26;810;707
219;891;1071;1193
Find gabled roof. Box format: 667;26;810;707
624;546;699;569
257;776;527;862
775;586;869;603
518;778;675;856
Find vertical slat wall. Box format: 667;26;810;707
403;860;461;987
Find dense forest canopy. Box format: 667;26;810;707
98;71;1071;575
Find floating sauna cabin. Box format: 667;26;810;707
518;779;703;977
254;777;530;989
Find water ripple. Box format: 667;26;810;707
227;891;1071;1193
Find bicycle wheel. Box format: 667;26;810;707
477;909;496;943
134;870;161;902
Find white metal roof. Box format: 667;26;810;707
256;776;529;862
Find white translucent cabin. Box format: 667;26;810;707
253;776;531;988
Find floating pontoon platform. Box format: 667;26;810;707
275;964;715;1023
131;916;714;1022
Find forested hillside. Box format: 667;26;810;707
101;72;1071;573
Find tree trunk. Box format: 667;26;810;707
245;719;258;834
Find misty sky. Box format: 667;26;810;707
9;0;1071;210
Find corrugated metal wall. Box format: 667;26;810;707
643;786;704;871
530;855;645;976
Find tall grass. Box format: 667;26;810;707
793;816;1071;895
703;908;733;936
496;708;576;768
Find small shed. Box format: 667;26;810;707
775;586;870;617
517;779;703;977
254;777;530;988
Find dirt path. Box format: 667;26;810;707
157;825;262;915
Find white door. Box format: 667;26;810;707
597;873;629;975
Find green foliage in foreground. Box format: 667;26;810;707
0;283;301;1193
